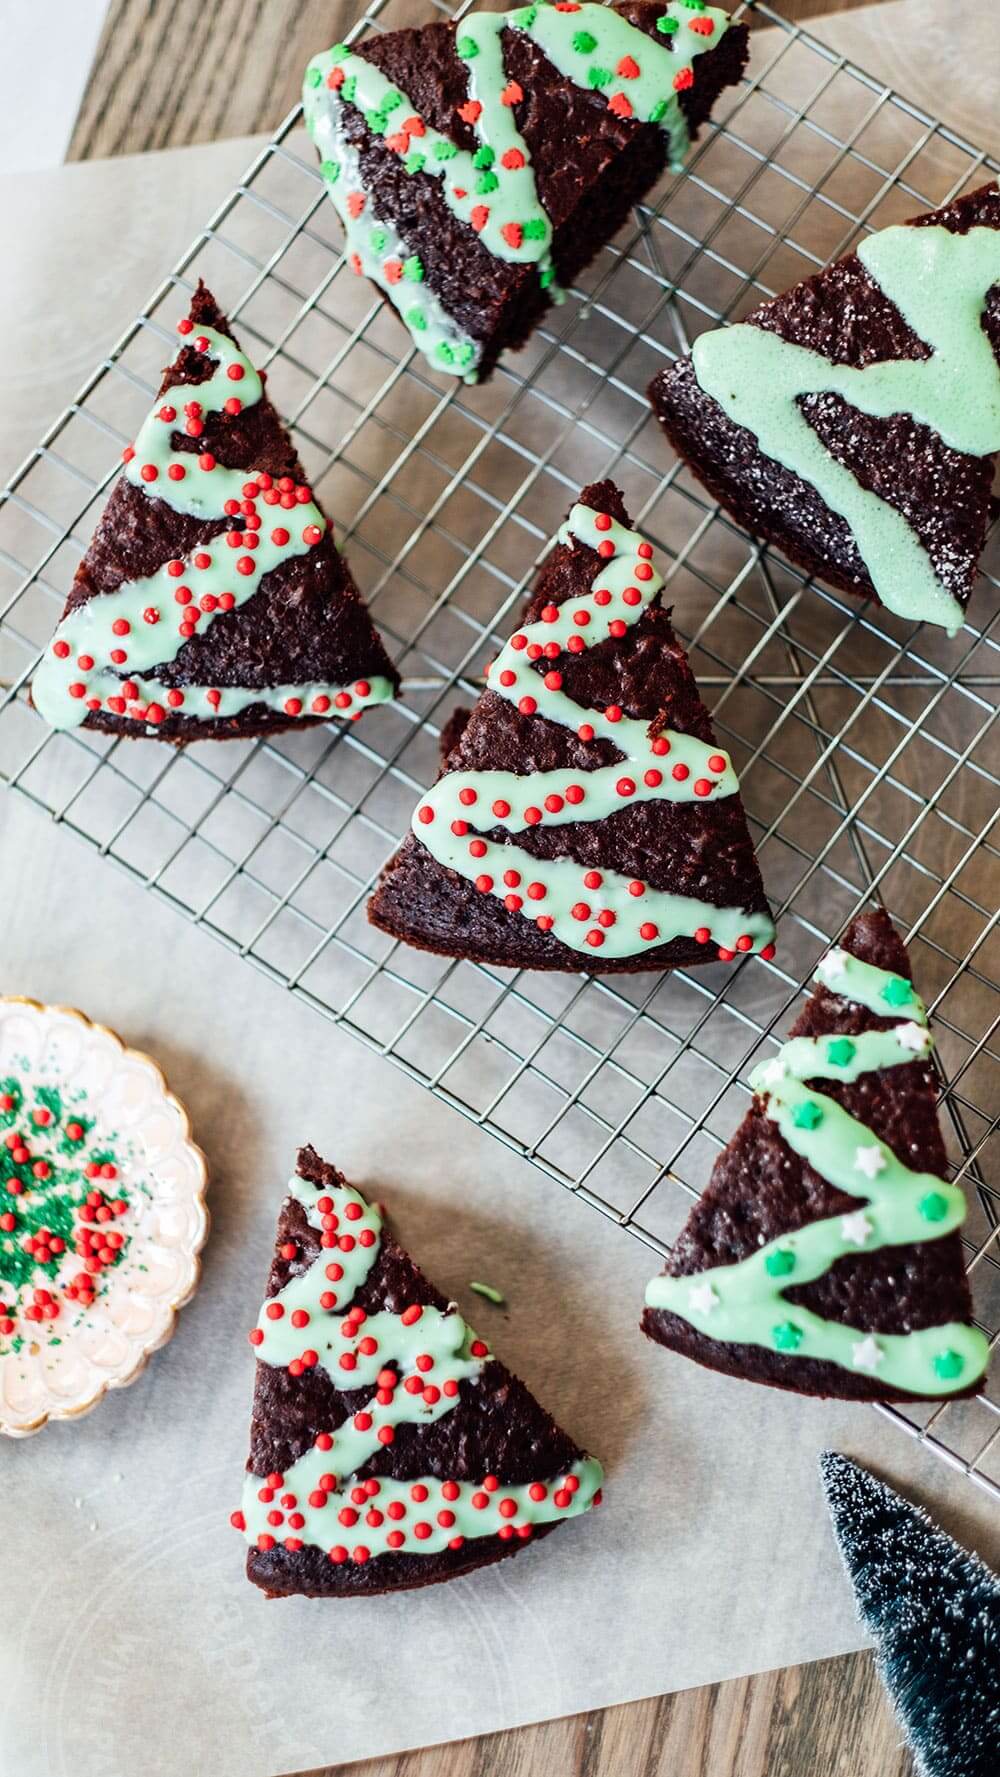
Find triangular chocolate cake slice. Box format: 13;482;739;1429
648;183;1000;633
643;908;989;1401
233;1146;602;1597
369;479;774;972
33;283;399;743
303;3;748;383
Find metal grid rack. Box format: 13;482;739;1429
1;1;998;1496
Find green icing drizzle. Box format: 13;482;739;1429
690;211;1000;633
34;324;396;732
303;3;730;381
237;1173;602;1562
645;945;990;1395
410;502;775;962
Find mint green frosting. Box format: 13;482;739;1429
645;945;990;1395
303;3;730;380
239;1172;602;1561
690;212;1000;632
410;502;775;962
34;323;395;732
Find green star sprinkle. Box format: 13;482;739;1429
827;1038;856;1067
656;13;680;32
382;90;403;112
765;1249;796;1278
792;1100;824;1130
305;66;322;88
933;1349;964;1380
406;307;428;331
772;1321;804;1352
404;152;426;174
648;100;669;122
457;36;479;58
522;217;548;240
365;109;388;135
434;141;458;161
473;145;495;169
330;43;348;58
510;5;538;27
476;171;500;195
403;255;424;282
437;342;456;364
881;975;913;1007
588;66;613;88
369;228;388;254
572;30;598;53
341;76;357;103
320;159;340;183
919;1190;950;1222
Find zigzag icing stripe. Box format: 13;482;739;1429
34;322;395;733
303;2;731;380
411;502;775;962
235;1173;602;1563
645;944;990;1394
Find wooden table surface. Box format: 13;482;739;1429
65;4;935;1774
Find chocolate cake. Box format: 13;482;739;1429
648;183;1000;634
368;479;775;973
643;908;989;1401
234;1146;602;1597
32;283;399;744
303;3;748;383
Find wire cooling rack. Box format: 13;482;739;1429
1;1;998;1497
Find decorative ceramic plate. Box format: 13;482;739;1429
0;997;208;1435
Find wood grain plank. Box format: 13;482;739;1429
64;4;910;1775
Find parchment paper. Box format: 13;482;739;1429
2;9;998;1774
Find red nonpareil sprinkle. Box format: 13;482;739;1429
718;947;735;962
693;779;712;797
736;934;754;953
518;695;537;716
761;943;776;961
694;927;711;945
672;763;690;782
53;639;71;659
573;609;589;626
564;783;585;805
708;754;727;774
640;923;659;942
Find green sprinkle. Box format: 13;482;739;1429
919;1190;950;1223
792;1100;824;1130
933;1349;964;1380
522;217;547;240
476;171;500;195
434;140;458;161
469;1280;506;1305
509;5;538;27
457;35;479;58
369;227;388;253
341;75;357;103
765;1248;796;1278
539;264;556;289
648;99;669;123
587;66;613;88
407;307;428;331
437;342;456;364
572;30;598;53
656;14;680;32
330;43;348;58
305;65;322;89
473;145;495;169
681;0;707;9
365;108;388;134
456;342;477;366
320;159;340;184
403;255;424;283
404;152;426;174
827;1038;856;1067
881;976;913;1007
382;89;403;112
772;1321;804;1352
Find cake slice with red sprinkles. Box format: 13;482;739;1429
233;1145;602;1597
32;282;398;744
368;479;774;972
643;908;989;1402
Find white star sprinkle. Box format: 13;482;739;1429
851;1336;884;1372
841;1211;873;1248
896;1020;930;1054
854;1144;887;1180
689;1281;720;1316
816;947;848;986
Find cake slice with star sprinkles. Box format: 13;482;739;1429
233;1146;602;1597
368;479;774;973
642;908;989;1401
648;181;1000;634
32;282;399;743
303;3;748;383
